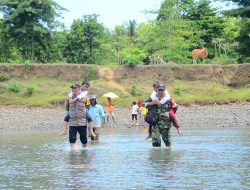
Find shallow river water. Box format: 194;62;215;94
0;128;249;190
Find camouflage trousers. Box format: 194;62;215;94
151;121;171;147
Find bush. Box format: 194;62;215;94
174;80;181;95
8;84;21;93
86;66;96;81
24;60;32;71
26;87;35;96
206;55;237;64
122;48;147;67
131;83;137;96
0;72;10;82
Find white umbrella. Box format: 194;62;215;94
102;92;119;99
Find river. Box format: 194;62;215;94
0;128;249;189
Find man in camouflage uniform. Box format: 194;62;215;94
147;83;182;147
151;102;172;147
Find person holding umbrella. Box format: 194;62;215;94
102;92;119;127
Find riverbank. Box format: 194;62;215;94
1;103;249;131
0;64;250;107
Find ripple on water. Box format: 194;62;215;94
0;128;249;189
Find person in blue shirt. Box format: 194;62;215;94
88;95;105;141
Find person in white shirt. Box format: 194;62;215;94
131;101;139;127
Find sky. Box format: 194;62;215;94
54;0;163;29
54;0;231;30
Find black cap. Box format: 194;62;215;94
70;84;80;89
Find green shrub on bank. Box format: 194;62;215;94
174;80;181;95
26;87;35;96
206;55;237;64
86;66;96;81
8;84;21;93
0;72;10;82
131;83;137;96
24;60;32;71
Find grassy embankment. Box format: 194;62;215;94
0;69;249;107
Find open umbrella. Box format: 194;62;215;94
102;92;119;99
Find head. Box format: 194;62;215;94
107;97;111;102
138;100;142;107
90;95;97;106
81;80;90;91
133;101;136;105
153;81;160;91
157;83;165;98
70;84;81;96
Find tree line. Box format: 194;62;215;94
0;0;249;65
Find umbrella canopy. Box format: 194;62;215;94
102;92;119;99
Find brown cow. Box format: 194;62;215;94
192;48;208;64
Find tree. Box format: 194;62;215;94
63;14;106;64
121;47;147;66
111;25;130;64
221;0;250;62
150;0;197;63
0;0;64;62
184;0;225;57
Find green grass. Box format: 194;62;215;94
0;77;249;107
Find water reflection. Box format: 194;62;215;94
65;150;94;190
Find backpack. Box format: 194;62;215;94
145;108;159;125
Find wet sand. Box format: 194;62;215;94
0;103;249;131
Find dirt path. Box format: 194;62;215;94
98;68;128;95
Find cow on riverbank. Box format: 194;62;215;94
192;48;208;64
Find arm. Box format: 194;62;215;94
65;98;70;110
99;106;106;126
86;111;96;138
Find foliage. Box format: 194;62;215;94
26;87;35;96
8;83;21;93
174;80;181;95
131;83;137;96
0;72;9;81
0;0;248;64
122;48;146;66
24;60;32;71
86;66;97;81
63;14;107;64
0;0;65;62
222;0;250;62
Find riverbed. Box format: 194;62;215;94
0;103;249;131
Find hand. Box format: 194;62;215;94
59;131;67;136
177;128;183;136
91;133;97;139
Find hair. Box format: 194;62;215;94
153;81;160;88
82;80;90;87
133;101;136;105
